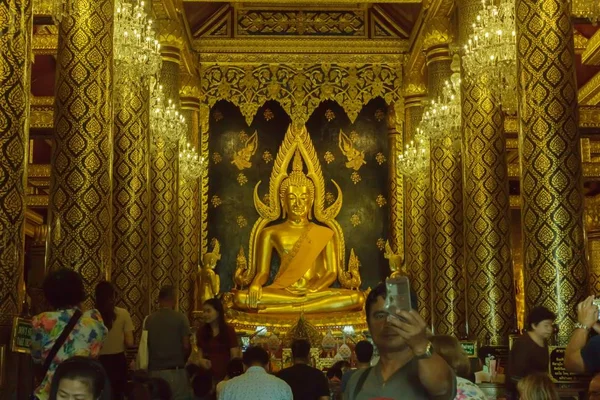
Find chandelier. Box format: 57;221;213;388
573;0;600;25
179;142;206;181
397;134;430;180
418;73;462;144
462;0;517;114
150;85;187;146
113;0;161;104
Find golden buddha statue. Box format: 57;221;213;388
193;239;221;308
231;126;364;314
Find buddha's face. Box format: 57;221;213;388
284;184;312;219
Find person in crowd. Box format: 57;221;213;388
187;364;215;400
196;298;241;382
219;346;292;400
95;281;134;400
516;372;559;400
277;339;329;400
429;335;487;399
146;285;193;400
341;341;374;393
49;356;111;400
31;269;108;400
327;360;350;400
565;295;600;374
344;283;455;400
216;358;244;399
508;305;555;391
127;376;173;400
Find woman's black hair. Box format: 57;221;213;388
43;268;86;309
49;356;111;400
200;298;230;344
95;281;116;330
327;360;350;380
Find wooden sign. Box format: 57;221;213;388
11;317;32;354
460;340;478;358
548;346;587;384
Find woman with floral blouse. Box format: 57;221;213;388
31;269;107;400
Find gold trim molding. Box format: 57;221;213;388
583;29;600;66
186;0;421;3
579;74;600;106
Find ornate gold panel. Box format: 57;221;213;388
582;29;600;66
516;0;586;345
200;63;403;127
579;74;600;106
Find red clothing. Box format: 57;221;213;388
196;324;238;381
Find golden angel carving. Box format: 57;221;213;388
338;130;366;171
232;130;258;170
384;240;405;278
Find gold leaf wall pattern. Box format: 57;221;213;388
200;63;403;127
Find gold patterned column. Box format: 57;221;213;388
150;41;181;304
403;76;431;326
0;1;31;392
585;197;600;298
112;81;150;333
48;0;114;304
178;76;201;316
516;0;586;345
424;27;467;337
387;102;404;259
199;103;209;258
459;0;515;345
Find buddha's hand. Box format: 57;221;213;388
387;309;428;355
248;283;263;309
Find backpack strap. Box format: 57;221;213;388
353;367;372;400
40;309;82;378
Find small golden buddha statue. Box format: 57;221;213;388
384;240;406;278
194;239;221;308
232;148;364;314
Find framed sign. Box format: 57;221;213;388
460;340;478;358
11;317;32;354
548;346;587;384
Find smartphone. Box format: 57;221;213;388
384;276;412;317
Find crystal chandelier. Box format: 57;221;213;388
573;0;600;25
113;0;161;103
418;73;462;144
397;135;430;180
179;142;206;181
462;0;517;114
150;84;187;146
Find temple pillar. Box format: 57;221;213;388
387;103;404;260
0;0;32;396
458;0;515;345
150;32;181;304
112;80;150;333
402;73;431;326
424;28;467;337
178;75;201;316
48;0;114;304
199;104;210;258
516;0;586;344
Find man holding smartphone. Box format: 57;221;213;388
344;282;456;400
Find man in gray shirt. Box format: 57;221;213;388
147;285;193;400
345;283;456;400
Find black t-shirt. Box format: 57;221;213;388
278;363;330;400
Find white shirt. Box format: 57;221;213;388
219;366;292;400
